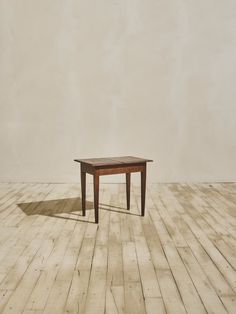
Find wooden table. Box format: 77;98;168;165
74;156;153;223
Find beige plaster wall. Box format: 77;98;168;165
0;0;236;183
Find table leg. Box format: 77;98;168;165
93;173;99;223
126;173;131;210
141;165;146;216
81;170;86;216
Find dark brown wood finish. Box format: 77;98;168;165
80;170;86;216
93;174;99;223
74;156;153;223
141;164;146;216
126;173;131;210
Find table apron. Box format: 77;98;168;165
96;164;146;176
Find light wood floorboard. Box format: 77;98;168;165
0;182;235;313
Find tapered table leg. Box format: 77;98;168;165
81;171;86;216
93;173;99;223
126;173;131;210
141;166;146;216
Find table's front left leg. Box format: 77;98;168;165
141;164;146;216
126;173;131;210
80;169;86;216
93;173;99;223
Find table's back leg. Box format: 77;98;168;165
141;165;146;216
93;173;99;223
80;170;86;216
126;173;131;210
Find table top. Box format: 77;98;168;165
74;156;153;167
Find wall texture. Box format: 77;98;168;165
0;0;236;183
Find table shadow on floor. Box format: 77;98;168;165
18;197;140;222
17;197;94;221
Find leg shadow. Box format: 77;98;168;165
17;197;94;222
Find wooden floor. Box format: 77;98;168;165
0;182;235;314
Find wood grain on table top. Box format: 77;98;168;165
74;156;153;167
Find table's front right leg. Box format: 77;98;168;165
93;173;99;223
141;164;146;216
